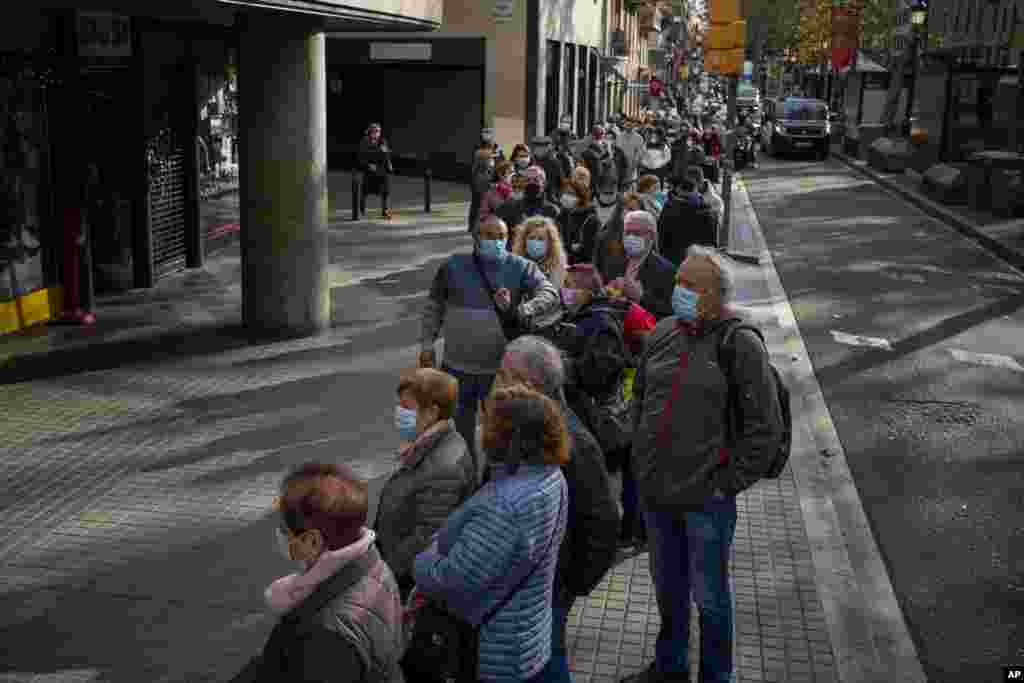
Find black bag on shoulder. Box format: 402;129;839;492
717;320;793;479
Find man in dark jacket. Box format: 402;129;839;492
495;335;620;683
622;247;784;683
657;179;717;268
495;166;560;244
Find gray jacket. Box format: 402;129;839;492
374;423;476;585
630;317;783;515
234;545;404;683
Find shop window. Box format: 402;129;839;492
546;41;561;134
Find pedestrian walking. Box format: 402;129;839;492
623;246;785;683
493;336;620;683
419;215;560;482
231;463;405;683
605;211;676;320
374;368;477;602
557;167;601;266
615;121;646;191
358;123;393;220
413;384;569;683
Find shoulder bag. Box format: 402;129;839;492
401;486;565;683
472;252;526;342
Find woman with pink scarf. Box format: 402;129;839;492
231;462;406;683
605;210;676;320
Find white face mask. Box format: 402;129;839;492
514;158;531;170
561;194;578;210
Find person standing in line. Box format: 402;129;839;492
419;215;560;482
623;247;784;683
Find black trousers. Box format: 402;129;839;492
360;172;390;212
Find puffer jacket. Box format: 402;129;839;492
235;545;405;683
556;408;620;603
630;317;784;516
373;422;476;591
413;464;568;682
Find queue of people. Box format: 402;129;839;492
233;122;787;683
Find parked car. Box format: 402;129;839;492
761;96;831;160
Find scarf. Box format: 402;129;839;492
397;419;453;469
264;527;377;615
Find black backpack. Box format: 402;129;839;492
717;320;792;479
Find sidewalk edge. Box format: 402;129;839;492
733;179;930;683
833;151;1024;273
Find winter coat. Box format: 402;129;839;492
233;545;405;683
630;318;784;517
615;130;646;182
373;423;476;590
420;252;559;375
536;154;567;204
358;138;393;196
597;249;676;321
558;205;601;265
413;464;568;683
658;192;717;268
496;197;561;237
556;408;620;605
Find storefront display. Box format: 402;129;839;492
0;52;58;334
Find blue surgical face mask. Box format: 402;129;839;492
395;405;418;442
672;285;700;322
526;239;548;260
622;234;647;258
477;238;507;261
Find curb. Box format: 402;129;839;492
733;178;930;683
833;151;1024;273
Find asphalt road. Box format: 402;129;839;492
742;154;1024;683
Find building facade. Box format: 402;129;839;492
0;1;441;337
603;0;660;119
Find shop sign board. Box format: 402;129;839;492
76;12;132;58
495;0;514;21
369;43;432;61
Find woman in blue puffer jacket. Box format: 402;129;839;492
413;383;569;683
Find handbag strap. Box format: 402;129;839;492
478;481;565;628
472;252;512;327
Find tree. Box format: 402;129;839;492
797;0;832;66
746;0;802;53
860;0;900;50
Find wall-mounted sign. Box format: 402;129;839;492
495;0;514;21
76;12;132;58
369;43;432;61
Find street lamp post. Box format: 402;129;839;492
902;0;928;138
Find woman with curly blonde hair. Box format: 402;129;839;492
510;216;568;290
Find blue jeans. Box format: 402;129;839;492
543;595;573;683
621;456;646;541
442;365;495;477
645;497;737;683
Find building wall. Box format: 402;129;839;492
605;0;652;118
437;0;530;150
931;0;1020;64
342;0;444;24
543;0;605;45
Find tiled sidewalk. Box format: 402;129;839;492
565;471;833;683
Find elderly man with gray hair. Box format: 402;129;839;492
493;335;620;683
622;245;785;683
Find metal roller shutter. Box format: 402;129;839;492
148;131;188;280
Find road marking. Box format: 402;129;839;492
830;330;893;351
950;349;1024;372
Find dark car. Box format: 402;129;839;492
761;97;830;160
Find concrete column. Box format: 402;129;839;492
238;13;329;336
